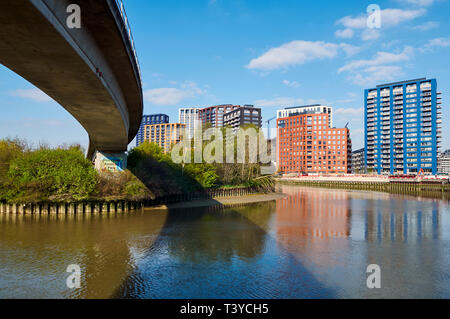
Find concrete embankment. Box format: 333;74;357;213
146;193;287;210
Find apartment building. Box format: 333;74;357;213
277;110;352;175
179;108;200;138
277;105;333;128
198;104;240;128
439;149;450;174
143;123;185;153
365;78;442;175
136;114;169;147
351;148;365;174
223;105;262;132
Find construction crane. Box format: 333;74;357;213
266;116;276;140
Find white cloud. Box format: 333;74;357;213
246;40;361;71
144;81;206;106
339;43;362;56
335;28;354;39
361;29;381;41
338;46;414;73
336;8;426;40
254;97;304;107
246;40;340;71
421;37;450;52
10;88;53;102
338;46;413;86
397;0;434;7
338;9;425;29
349;65;405;86
282;80;301;88
412;21;439;31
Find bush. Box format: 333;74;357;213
0;138;27;184
2;146;98;203
94;170;153;202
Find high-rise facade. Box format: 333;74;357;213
365;78;442;175
179;108;200;138
277;110;352;175
351;148;365;174
136;114;169;147
198;104;240;128
277;105;333;128
439;149;450;174
223;105;262;132
143;123;185;153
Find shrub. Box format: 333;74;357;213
3;146;98;203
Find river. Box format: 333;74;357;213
0;185;449;299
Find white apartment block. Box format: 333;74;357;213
179;107;201;138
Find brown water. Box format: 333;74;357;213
0;185;449;299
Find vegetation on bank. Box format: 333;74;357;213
0;135;274;204
128;123;275;196
0;139;150;204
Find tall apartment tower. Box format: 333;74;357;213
198;104;240;128
136;114;170;147
365;78;442;175
223;105;262;132
179;108;200;138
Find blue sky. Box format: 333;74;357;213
1;0;450;151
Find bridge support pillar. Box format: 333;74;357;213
94;151;127;173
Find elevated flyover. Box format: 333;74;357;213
0;0;143;160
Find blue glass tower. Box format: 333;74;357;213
365;78;442;175
136;114;169;147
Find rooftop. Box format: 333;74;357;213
284;104;325;110
375;78;428;88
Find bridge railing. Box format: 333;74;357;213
113;0;142;82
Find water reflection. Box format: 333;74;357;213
0;186;449;299
0;212;167;299
275;186;449;298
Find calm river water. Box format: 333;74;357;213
0;185;449;299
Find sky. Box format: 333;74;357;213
1;0;450;151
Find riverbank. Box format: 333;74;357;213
146;192;287;210
276;177;450;199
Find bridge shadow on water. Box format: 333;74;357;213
111;199;337;299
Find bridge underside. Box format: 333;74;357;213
0;0;143;158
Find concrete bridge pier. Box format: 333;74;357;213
94;151;127;173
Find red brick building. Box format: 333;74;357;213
277;113;352;174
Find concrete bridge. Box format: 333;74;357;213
0;0;143;163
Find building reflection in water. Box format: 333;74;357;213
363;195;440;242
275;185;446;298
